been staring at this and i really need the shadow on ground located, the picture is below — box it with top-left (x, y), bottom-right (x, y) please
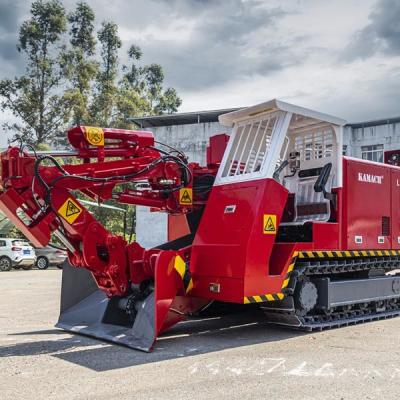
top-left (0, 309), bottom-right (306, 372)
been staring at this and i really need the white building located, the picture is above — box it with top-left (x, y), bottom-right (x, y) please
top-left (343, 117), bottom-right (400, 162)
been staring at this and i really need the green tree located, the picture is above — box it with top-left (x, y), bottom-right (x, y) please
top-left (113, 45), bottom-right (182, 128)
top-left (89, 21), bottom-right (121, 127)
top-left (0, 0), bottom-right (70, 144)
top-left (0, 0), bottom-right (183, 238)
top-left (112, 87), bottom-right (151, 129)
top-left (118, 45), bottom-right (182, 120)
top-left (62, 1), bottom-right (98, 126)
top-left (156, 87), bottom-right (182, 114)
top-left (123, 44), bottom-right (143, 88)
top-left (87, 200), bottom-right (135, 242)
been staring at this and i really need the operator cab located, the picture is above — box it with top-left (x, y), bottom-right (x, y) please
top-left (217, 99), bottom-right (346, 236)
top-left (280, 117), bottom-right (339, 225)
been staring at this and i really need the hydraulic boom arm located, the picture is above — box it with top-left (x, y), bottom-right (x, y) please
top-left (0, 126), bottom-right (214, 298)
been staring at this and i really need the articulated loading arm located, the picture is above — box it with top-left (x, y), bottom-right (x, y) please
top-left (0, 126), bottom-right (221, 350)
top-left (0, 126), bottom-right (197, 295)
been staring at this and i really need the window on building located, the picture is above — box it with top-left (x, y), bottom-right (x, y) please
top-left (342, 145), bottom-right (347, 156)
top-left (361, 144), bottom-right (383, 162)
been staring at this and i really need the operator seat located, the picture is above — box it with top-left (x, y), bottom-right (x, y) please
top-left (281, 165), bottom-right (333, 225)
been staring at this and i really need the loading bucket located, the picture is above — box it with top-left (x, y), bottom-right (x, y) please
top-left (56, 251), bottom-right (206, 352)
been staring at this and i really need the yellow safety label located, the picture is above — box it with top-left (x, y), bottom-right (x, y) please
top-left (179, 188), bottom-right (193, 205)
top-left (58, 198), bottom-right (83, 224)
top-left (84, 126), bottom-right (104, 146)
top-left (174, 255), bottom-right (194, 293)
top-left (263, 214), bottom-right (277, 234)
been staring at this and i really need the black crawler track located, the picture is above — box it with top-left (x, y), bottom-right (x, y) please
top-left (262, 255), bottom-right (400, 331)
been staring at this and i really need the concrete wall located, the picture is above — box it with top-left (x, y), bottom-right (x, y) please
top-left (136, 121), bottom-right (233, 248)
top-left (344, 122), bottom-right (400, 158)
top-left (135, 207), bottom-right (168, 248)
top-left (148, 121), bottom-right (232, 165)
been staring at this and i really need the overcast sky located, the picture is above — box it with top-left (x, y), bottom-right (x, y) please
top-left (0, 0), bottom-right (399, 142)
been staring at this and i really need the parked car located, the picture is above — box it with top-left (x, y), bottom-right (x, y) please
top-left (34, 245), bottom-right (67, 270)
top-left (0, 238), bottom-right (36, 271)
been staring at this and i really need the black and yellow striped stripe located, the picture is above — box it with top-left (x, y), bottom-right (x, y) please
top-left (243, 248), bottom-right (400, 304)
top-left (174, 255), bottom-right (193, 293)
top-left (298, 249), bottom-right (400, 259)
top-left (244, 293), bottom-right (284, 304)
top-left (243, 252), bottom-right (298, 304)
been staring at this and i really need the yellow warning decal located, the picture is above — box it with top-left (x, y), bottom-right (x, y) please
top-left (263, 214), bottom-right (277, 234)
top-left (174, 255), bottom-right (193, 293)
top-left (83, 126), bottom-right (104, 146)
top-left (58, 198), bottom-right (83, 224)
top-left (179, 188), bottom-right (193, 205)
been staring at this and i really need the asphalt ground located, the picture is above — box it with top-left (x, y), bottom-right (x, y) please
top-left (1, 269), bottom-right (400, 400)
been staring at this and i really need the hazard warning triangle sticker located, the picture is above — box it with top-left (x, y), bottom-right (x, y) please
top-left (263, 214), bottom-right (277, 234)
top-left (58, 198), bottom-right (83, 224)
top-left (66, 200), bottom-right (81, 217)
top-left (179, 188), bottom-right (193, 205)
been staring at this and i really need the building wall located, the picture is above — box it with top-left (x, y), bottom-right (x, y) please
top-left (344, 122), bottom-right (400, 159)
top-left (135, 121), bottom-right (233, 248)
top-left (147, 121), bottom-right (232, 164)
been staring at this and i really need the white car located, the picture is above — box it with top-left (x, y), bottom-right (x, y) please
top-left (0, 238), bottom-right (36, 271)
top-left (34, 245), bottom-right (67, 270)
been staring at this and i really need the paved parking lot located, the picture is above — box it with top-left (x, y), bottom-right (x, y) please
top-left (1, 269), bottom-right (400, 400)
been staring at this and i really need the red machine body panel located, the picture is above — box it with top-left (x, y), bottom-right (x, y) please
top-left (311, 222), bottom-right (340, 250)
top-left (391, 169), bottom-right (400, 249)
top-left (342, 157), bottom-right (392, 249)
top-left (187, 156), bottom-right (400, 301)
top-left (168, 214), bottom-right (190, 241)
top-left (206, 134), bottom-right (230, 167)
top-left (190, 178), bottom-right (291, 302)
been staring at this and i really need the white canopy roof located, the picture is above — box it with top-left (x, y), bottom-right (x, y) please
top-left (218, 99), bottom-right (346, 128)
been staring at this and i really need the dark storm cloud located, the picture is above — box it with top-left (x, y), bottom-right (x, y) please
top-left (0, 0), bottom-right (297, 88)
top-left (140, 38), bottom-right (298, 91)
top-left (318, 65), bottom-right (400, 122)
top-left (0, 0), bottom-right (24, 33)
top-left (0, 39), bottom-right (19, 61)
top-left (116, 0), bottom-right (297, 90)
top-left (342, 0), bottom-right (400, 60)
top-left (0, 0), bottom-right (29, 76)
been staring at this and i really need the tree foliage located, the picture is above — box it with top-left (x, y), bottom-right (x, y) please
top-left (121, 45), bottom-right (182, 116)
top-left (62, 1), bottom-right (98, 126)
top-left (0, 0), bottom-right (182, 144)
top-left (0, 0), bottom-right (182, 236)
top-left (0, 0), bottom-right (69, 144)
top-left (86, 200), bottom-right (135, 240)
top-left (89, 21), bottom-right (121, 127)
